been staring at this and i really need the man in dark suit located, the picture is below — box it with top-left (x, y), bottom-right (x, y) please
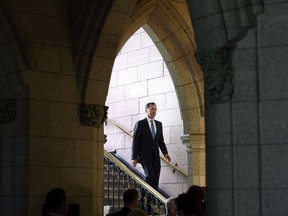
top-left (106, 188), bottom-right (139, 216)
top-left (131, 102), bottom-right (171, 213)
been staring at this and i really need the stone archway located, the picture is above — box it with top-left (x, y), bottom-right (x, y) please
top-left (82, 0), bottom-right (206, 186)
top-left (113, 0), bottom-right (206, 186)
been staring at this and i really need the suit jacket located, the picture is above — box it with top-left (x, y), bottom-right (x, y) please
top-left (106, 207), bottom-right (131, 216)
top-left (131, 118), bottom-right (168, 163)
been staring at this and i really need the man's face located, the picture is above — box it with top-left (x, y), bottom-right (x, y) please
top-left (146, 104), bottom-right (157, 119)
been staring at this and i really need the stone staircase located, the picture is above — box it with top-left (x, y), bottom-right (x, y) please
top-left (103, 153), bottom-right (168, 216)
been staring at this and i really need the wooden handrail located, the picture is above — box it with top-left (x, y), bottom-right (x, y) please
top-left (106, 118), bottom-right (188, 177)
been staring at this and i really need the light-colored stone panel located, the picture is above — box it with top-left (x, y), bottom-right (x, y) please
top-left (127, 48), bottom-right (150, 67)
top-left (169, 125), bottom-right (183, 143)
top-left (138, 61), bottom-right (163, 81)
top-left (118, 67), bottom-right (138, 85)
top-left (104, 118), bottom-right (127, 135)
top-left (115, 146), bottom-right (131, 161)
top-left (113, 116), bottom-right (133, 132)
top-left (148, 76), bottom-right (175, 95)
top-left (113, 53), bottom-right (128, 71)
top-left (112, 99), bottom-right (138, 118)
top-left (159, 166), bottom-right (178, 184)
top-left (159, 183), bottom-right (186, 197)
top-left (166, 92), bottom-right (179, 109)
top-left (124, 80), bottom-right (147, 99)
top-left (166, 143), bottom-right (187, 166)
top-left (109, 71), bottom-right (118, 88)
top-left (150, 45), bottom-right (163, 62)
top-left (29, 137), bottom-right (75, 167)
top-left (121, 32), bottom-right (142, 53)
top-left (106, 86), bottom-right (125, 103)
top-left (163, 126), bottom-right (170, 144)
top-left (157, 109), bottom-right (182, 127)
top-left (105, 133), bottom-right (125, 150)
top-left (141, 30), bottom-right (154, 48)
top-left (124, 133), bottom-right (134, 151)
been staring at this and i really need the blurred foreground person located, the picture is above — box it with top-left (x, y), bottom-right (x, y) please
top-left (106, 188), bottom-right (139, 216)
top-left (175, 193), bottom-right (197, 216)
top-left (45, 188), bottom-right (69, 216)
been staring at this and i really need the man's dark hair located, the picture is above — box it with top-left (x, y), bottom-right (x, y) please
top-left (175, 193), bottom-right (197, 216)
top-left (123, 188), bottom-right (138, 205)
top-left (45, 188), bottom-right (67, 212)
top-left (145, 102), bottom-right (156, 109)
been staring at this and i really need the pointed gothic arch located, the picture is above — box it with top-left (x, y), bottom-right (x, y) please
top-left (84, 0), bottom-right (206, 185)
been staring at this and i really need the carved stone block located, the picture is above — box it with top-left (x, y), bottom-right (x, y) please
top-left (80, 103), bottom-right (108, 128)
top-left (195, 44), bottom-right (236, 106)
top-left (0, 99), bottom-right (16, 124)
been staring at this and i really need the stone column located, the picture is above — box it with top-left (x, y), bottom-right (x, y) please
top-left (181, 134), bottom-right (206, 187)
top-left (181, 134), bottom-right (193, 186)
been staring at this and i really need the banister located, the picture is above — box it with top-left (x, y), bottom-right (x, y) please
top-left (104, 149), bottom-right (167, 203)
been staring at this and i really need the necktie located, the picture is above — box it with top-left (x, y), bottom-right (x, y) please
top-left (150, 120), bottom-right (155, 139)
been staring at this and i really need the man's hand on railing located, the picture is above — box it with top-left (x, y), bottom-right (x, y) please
top-left (164, 154), bottom-right (171, 162)
top-left (131, 159), bottom-right (138, 167)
